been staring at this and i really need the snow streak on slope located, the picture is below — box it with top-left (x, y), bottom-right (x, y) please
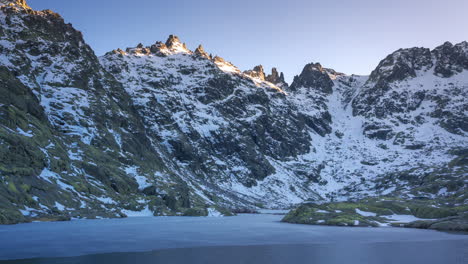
top-left (100, 44), bottom-right (323, 208)
top-left (100, 39), bottom-right (468, 207)
top-left (1, 0), bottom-right (467, 222)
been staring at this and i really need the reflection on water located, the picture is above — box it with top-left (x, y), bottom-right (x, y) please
top-left (2, 241), bottom-right (468, 264)
top-left (0, 214), bottom-right (467, 264)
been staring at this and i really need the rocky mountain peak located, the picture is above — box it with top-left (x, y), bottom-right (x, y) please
top-left (212, 56), bottom-right (241, 73)
top-left (458, 41), bottom-right (468, 50)
top-left (306, 62), bottom-right (325, 72)
top-left (253, 65), bottom-right (264, 73)
top-left (0, 0), bottom-right (466, 227)
top-left (0, 0), bottom-right (29, 8)
top-left (165, 34), bottom-right (190, 53)
top-left (265, 67), bottom-right (288, 88)
top-left (433, 41), bottom-right (468, 77)
top-left (266, 67), bottom-right (280, 80)
top-left (442, 41), bottom-right (453, 47)
top-left (289, 62), bottom-right (334, 93)
top-left (367, 47), bottom-right (433, 85)
top-left (165, 34), bottom-right (181, 47)
top-left (149, 41), bottom-right (168, 54)
top-left (244, 65), bottom-right (266, 80)
top-left (194, 44), bottom-right (211, 59)
top-left (367, 41), bottom-right (468, 84)
top-left (113, 35), bottom-right (197, 57)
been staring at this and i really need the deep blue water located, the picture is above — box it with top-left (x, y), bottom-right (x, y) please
top-left (0, 214), bottom-right (467, 263)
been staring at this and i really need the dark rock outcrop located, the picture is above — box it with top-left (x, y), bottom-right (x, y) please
top-left (0, 0), bottom-right (466, 225)
top-left (433, 41), bottom-right (468, 77)
top-left (353, 42), bottom-right (468, 136)
top-left (0, 1), bottom-right (212, 223)
top-left (265, 68), bottom-right (288, 88)
top-left (289, 63), bottom-right (334, 93)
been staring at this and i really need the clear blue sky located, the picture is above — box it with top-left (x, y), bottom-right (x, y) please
top-left (29, 0), bottom-right (468, 83)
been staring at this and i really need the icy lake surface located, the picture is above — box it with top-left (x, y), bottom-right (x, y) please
top-left (0, 214), bottom-right (467, 264)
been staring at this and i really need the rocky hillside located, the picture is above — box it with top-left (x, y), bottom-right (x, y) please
top-left (0, 0), bottom-right (228, 224)
top-left (0, 0), bottom-right (466, 224)
top-left (99, 36), bottom-right (328, 207)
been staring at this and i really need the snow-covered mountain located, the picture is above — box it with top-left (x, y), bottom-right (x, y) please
top-left (0, 0), bottom-right (466, 224)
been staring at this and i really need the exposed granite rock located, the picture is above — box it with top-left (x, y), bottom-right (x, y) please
top-left (0, 2), bottom-right (214, 224)
top-left (0, 0), bottom-right (29, 9)
top-left (0, 0), bottom-right (466, 225)
top-left (149, 41), bottom-right (168, 55)
top-left (363, 122), bottom-right (395, 140)
top-left (433, 41), bottom-right (468, 77)
top-left (368, 47), bottom-right (433, 85)
top-left (289, 63), bottom-right (334, 93)
top-left (265, 68), bottom-right (288, 88)
top-left (165, 34), bottom-right (190, 52)
top-left (394, 213), bottom-right (468, 232)
top-left (282, 198), bottom-right (465, 228)
top-left (244, 65), bottom-right (266, 80)
top-left (352, 42), bottom-right (468, 139)
top-left (165, 34), bottom-right (181, 48)
top-left (194, 44), bottom-right (211, 59)
top-left (101, 46), bottom-right (318, 198)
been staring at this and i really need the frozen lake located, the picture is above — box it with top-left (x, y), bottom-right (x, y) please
top-left (0, 214), bottom-right (467, 264)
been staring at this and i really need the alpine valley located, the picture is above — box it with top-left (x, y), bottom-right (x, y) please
top-left (0, 0), bottom-right (466, 230)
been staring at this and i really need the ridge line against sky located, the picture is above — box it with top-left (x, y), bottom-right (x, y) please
top-left (28, 0), bottom-right (468, 83)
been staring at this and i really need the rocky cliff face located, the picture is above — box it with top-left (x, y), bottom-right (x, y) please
top-left (289, 63), bottom-right (336, 93)
top-left (0, 0), bottom-right (223, 224)
top-left (0, 0), bottom-right (466, 224)
top-left (100, 37), bottom-right (322, 206)
top-left (265, 67), bottom-right (288, 88)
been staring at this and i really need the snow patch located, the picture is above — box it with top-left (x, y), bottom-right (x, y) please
top-left (355, 208), bottom-right (377, 217)
top-left (124, 166), bottom-right (152, 190)
top-left (384, 214), bottom-right (435, 223)
top-left (207, 208), bottom-right (223, 217)
top-left (122, 206), bottom-right (154, 217)
top-left (16, 128), bottom-right (33, 137)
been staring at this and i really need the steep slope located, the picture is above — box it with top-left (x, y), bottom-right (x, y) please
top-left (0, 0), bottom-right (466, 224)
top-left (100, 38), bottom-right (326, 207)
top-left (350, 42), bottom-right (468, 200)
top-left (101, 38), bottom-right (467, 207)
top-left (0, 0), bottom-right (220, 224)
top-left (285, 44), bottom-right (467, 200)
top-left (281, 43), bottom-right (467, 229)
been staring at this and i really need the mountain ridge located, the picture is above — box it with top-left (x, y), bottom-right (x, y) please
top-left (0, 0), bottom-right (466, 225)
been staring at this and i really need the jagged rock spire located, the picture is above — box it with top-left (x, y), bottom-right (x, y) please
top-left (0, 0), bottom-right (30, 9)
top-left (280, 72), bottom-right (285, 81)
top-left (265, 67), bottom-right (287, 87)
top-left (243, 66), bottom-right (289, 87)
top-left (164, 34), bottom-right (190, 53)
top-left (165, 35), bottom-right (181, 48)
top-left (253, 65), bottom-right (265, 76)
top-left (149, 41), bottom-right (167, 54)
top-left (194, 44), bottom-right (211, 59)
top-left (0, 0), bottom-right (24, 5)
top-left (244, 65), bottom-right (266, 80)
top-left (266, 67), bottom-right (280, 81)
